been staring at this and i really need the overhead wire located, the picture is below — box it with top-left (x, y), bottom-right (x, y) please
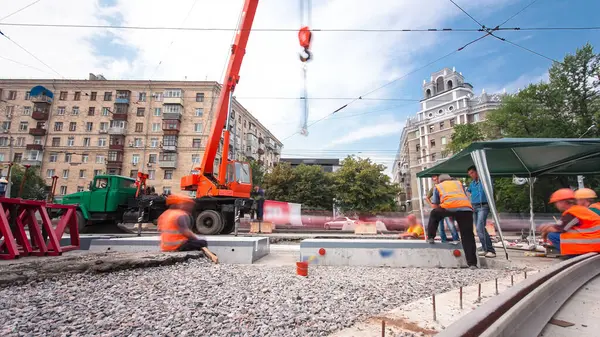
top-left (0, 22), bottom-right (598, 32)
top-left (449, 0), bottom-right (486, 28)
top-left (496, 0), bottom-right (540, 28)
top-left (0, 0), bottom-right (43, 22)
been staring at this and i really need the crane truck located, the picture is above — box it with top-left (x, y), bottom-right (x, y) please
top-left (55, 0), bottom-right (261, 235)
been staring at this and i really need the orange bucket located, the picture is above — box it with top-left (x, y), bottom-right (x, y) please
top-left (296, 261), bottom-right (308, 277)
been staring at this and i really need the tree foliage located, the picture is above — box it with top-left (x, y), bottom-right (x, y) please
top-left (249, 160), bottom-right (265, 187)
top-left (262, 157), bottom-right (400, 213)
top-left (8, 165), bottom-right (48, 200)
top-left (446, 43), bottom-right (600, 213)
top-left (333, 156), bottom-right (401, 214)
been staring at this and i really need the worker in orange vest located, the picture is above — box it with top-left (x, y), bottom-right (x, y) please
top-left (428, 174), bottom-right (478, 268)
top-left (574, 188), bottom-right (600, 215)
top-left (158, 194), bottom-right (219, 263)
top-left (539, 188), bottom-right (600, 256)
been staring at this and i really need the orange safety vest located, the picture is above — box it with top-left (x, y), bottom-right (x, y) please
top-left (157, 209), bottom-right (189, 252)
top-left (589, 202), bottom-right (600, 216)
top-left (560, 205), bottom-right (600, 255)
top-left (435, 180), bottom-right (473, 210)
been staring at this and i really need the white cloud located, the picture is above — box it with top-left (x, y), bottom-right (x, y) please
top-left (327, 121), bottom-right (404, 147)
top-left (487, 71), bottom-right (549, 94)
top-left (0, 0), bottom-right (517, 154)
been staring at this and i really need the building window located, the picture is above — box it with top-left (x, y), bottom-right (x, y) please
top-left (103, 92), bottom-right (113, 101)
top-left (195, 108), bottom-right (203, 117)
top-left (164, 89), bottom-right (182, 98)
top-left (138, 92), bottom-right (147, 102)
top-left (473, 113), bottom-right (480, 122)
top-left (65, 153), bottom-right (72, 163)
top-left (25, 91), bottom-right (31, 100)
top-left (431, 153), bottom-right (436, 161)
top-left (86, 122), bottom-right (93, 132)
top-left (60, 186), bottom-right (68, 195)
top-left (164, 105), bottom-right (181, 114)
top-left (439, 121), bottom-right (445, 129)
top-left (67, 137), bottom-right (74, 146)
top-left (148, 154), bottom-right (157, 163)
top-left (136, 108), bottom-right (145, 116)
top-left (23, 106), bottom-right (31, 115)
top-left (430, 139), bottom-right (436, 147)
top-left (82, 154), bottom-right (89, 163)
top-left (57, 107), bottom-right (65, 115)
top-left (98, 138), bottom-right (106, 147)
top-left (441, 136), bottom-right (447, 145)
top-left (150, 138), bottom-right (159, 148)
top-left (102, 107), bottom-right (110, 116)
top-left (448, 105), bottom-right (454, 111)
top-left (132, 154), bottom-right (140, 165)
top-left (79, 170), bottom-right (86, 178)
top-left (59, 91), bottom-right (67, 100)
top-left (62, 169), bottom-right (69, 179)
top-left (77, 186), bottom-right (84, 192)
top-left (13, 153), bottom-right (22, 163)
top-left (153, 92), bottom-right (163, 101)
top-left (7, 91), bottom-right (17, 100)
top-left (152, 123), bottom-right (160, 132)
top-left (19, 122), bottom-right (28, 131)
top-left (46, 169), bottom-right (55, 178)
top-left (69, 122), bottom-right (77, 131)
top-left (100, 122), bottom-right (108, 131)
top-left (134, 138), bottom-right (142, 147)
top-left (74, 92), bottom-right (81, 101)
top-left (154, 108), bottom-right (161, 116)
top-left (54, 122), bottom-right (63, 131)
top-left (164, 170), bottom-right (173, 180)
top-left (192, 139), bottom-right (202, 148)
top-left (83, 137), bottom-right (91, 147)
top-left (1, 121), bottom-right (10, 132)
top-left (129, 170), bottom-right (137, 178)
top-left (416, 144), bottom-right (420, 152)
top-left (88, 107), bottom-right (95, 116)
top-left (52, 137), bottom-right (60, 147)
top-left (148, 170), bottom-right (155, 180)
top-left (49, 152), bottom-right (58, 162)
top-left (196, 93), bottom-right (204, 102)
top-left (72, 106), bottom-right (79, 115)
top-left (192, 154), bottom-right (200, 164)
top-left (96, 155), bottom-right (105, 164)
top-left (16, 137), bottom-right (25, 146)
top-left (163, 186), bottom-right (171, 194)
top-left (90, 92), bottom-right (97, 100)
top-left (194, 123), bottom-right (203, 133)
top-left (93, 169), bottom-right (102, 176)
top-left (428, 125), bottom-right (434, 133)
top-left (135, 123), bottom-right (143, 133)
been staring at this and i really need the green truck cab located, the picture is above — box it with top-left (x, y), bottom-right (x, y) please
top-left (57, 175), bottom-right (163, 232)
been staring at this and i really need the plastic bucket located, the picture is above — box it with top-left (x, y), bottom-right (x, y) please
top-left (296, 261), bottom-right (308, 277)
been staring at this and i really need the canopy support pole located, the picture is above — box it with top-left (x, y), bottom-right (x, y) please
top-left (471, 150), bottom-right (510, 260)
top-left (511, 148), bottom-right (537, 249)
top-left (417, 177), bottom-right (427, 238)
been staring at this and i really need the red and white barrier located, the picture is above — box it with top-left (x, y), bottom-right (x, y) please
top-left (263, 200), bottom-right (303, 226)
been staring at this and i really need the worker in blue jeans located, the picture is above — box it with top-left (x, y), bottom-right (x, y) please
top-left (467, 166), bottom-right (496, 258)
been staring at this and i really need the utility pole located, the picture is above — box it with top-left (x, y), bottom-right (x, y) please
top-left (5, 137), bottom-right (14, 198)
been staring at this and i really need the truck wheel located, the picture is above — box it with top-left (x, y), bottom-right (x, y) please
top-left (195, 210), bottom-right (224, 235)
top-left (76, 211), bottom-right (87, 234)
top-left (221, 212), bottom-right (235, 234)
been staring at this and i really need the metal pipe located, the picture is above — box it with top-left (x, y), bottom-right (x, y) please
top-left (432, 294), bottom-right (437, 321)
top-left (460, 286), bottom-right (463, 309)
top-left (381, 320), bottom-right (385, 337)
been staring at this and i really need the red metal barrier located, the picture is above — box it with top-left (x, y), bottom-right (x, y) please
top-left (0, 197), bottom-right (79, 260)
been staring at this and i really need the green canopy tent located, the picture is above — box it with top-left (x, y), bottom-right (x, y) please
top-left (415, 138), bottom-right (600, 260)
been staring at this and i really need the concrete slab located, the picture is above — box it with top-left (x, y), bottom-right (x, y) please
top-left (300, 239), bottom-right (469, 268)
top-left (88, 236), bottom-right (270, 264)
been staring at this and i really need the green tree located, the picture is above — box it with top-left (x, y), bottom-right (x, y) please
top-left (333, 156), bottom-right (401, 214)
top-left (262, 163), bottom-right (334, 209)
top-left (249, 160), bottom-right (265, 187)
top-left (444, 123), bottom-right (485, 155)
top-left (8, 165), bottom-right (48, 200)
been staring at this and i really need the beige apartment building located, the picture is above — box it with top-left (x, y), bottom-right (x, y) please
top-left (0, 75), bottom-right (282, 196)
top-left (392, 67), bottom-right (503, 211)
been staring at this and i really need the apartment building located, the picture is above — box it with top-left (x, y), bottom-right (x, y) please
top-left (392, 67), bottom-right (503, 211)
top-left (279, 158), bottom-right (340, 173)
top-left (0, 76), bottom-right (282, 196)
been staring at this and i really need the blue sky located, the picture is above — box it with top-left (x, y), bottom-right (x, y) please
top-left (1, 0), bottom-right (599, 175)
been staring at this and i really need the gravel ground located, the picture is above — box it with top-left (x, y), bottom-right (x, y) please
top-left (0, 260), bottom-right (515, 337)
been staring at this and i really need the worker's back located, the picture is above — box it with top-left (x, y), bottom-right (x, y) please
top-left (157, 209), bottom-right (189, 252)
top-left (435, 180), bottom-right (472, 210)
top-left (560, 205), bottom-right (600, 255)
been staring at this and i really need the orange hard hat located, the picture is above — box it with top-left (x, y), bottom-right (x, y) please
top-left (548, 188), bottom-right (575, 204)
top-left (166, 193), bottom-right (195, 206)
top-left (574, 188), bottom-right (597, 200)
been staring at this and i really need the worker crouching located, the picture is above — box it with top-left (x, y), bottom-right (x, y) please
top-left (158, 194), bottom-right (219, 263)
top-left (540, 188), bottom-right (600, 256)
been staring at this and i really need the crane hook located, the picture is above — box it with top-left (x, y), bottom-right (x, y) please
top-left (298, 26), bottom-right (312, 63)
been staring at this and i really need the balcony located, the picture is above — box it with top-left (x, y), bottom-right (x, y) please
top-left (115, 91), bottom-right (131, 104)
top-left (32, 110), bottom-right (49, 121)
top-left (29, 128), bottom-right (47, 136)
top-left (245, 149), bottom-right (257, 160)
top-left (108, 126), bottom-right (126, 135)
top-left (30, 95), bottom-right (53, 104)
top-left (266, 138), bottom-right (275, 149)
top-left (162, 144), bottom-right (177, 152)
top-left (162, 112), bottom-right (182, 120)
top-left (26, 144), bottom-right (43, 151)
top-left (109, 144), bottom-right (124, 150)
top-left (21, 159), bottom-right (42, 166)
top-left (163, 96), bottom-right (184, 105)
top-left (162, 120), bottom-right (181, 134)
top-left (159, 155), bottom-right (178, 168)
top-left (274, 145), bottom-right (281, 155)
top-left (107, 155), bottom-right (124, 167)
top-left (112, 112), bottom-right (128, 121)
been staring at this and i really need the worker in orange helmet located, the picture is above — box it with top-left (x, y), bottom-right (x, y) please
top-left (539, 188), bottom-right (600, 256)
top-left (157, 193), bottom-right (218, 263)
top-left (574, 188), bottom-right (600, 215)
